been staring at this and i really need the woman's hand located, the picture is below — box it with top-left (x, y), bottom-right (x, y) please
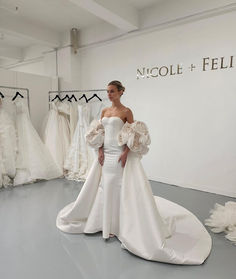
top-left (118, 150), bottom-right (128, 168)
top-left (98, 146), bottom-right (104, 166)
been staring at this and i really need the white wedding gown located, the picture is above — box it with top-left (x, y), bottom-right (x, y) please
top-left (14, 99), bottom-right (63, 186)
top-left (56, 117), bottom-right (212, 265)
top-left (57, 102), bottom-right (71, 166)
top-left (64, 104), bottom-right (94, 181)
top-left (0, 99), bottom-right (17, 187)
top-left (43, 102), bottom-right (64, 171)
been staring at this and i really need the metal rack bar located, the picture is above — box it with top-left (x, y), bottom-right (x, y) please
top-left (48, 89), bottom-right (106, 95)
top-left (48, 89), bottom-right (106, 93)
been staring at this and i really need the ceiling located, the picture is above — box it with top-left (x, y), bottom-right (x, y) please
top-left (0, 0), bottom-right (163, 51)
top-left (0, 0), bottom-right (235, 66)
top-left (0, 0), bottom-right (162, 32)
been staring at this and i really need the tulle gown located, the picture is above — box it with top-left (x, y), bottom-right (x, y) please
top-left (57, 102), bottom-right (70, 164)
top-left (56, 117), bottom-right (212, 265)
top-left (42, 102), bottom-right (64, 171)
top-left (64, 104), bottom-right (94, 181)
top-left (69, 102), bottom-right (78, 141)
top-left (0, 99), bottom-right (17, 187)
top-left (205, 201), bottom-right (236, 244)
top-left (13, 99), bottom-right (62, 186)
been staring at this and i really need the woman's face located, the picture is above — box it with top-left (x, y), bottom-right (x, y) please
top-left (107, 85), bottom-right (122, 101)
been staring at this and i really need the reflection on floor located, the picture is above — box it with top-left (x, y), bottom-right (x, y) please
top-left (0, 178), bottom-right (235, 279)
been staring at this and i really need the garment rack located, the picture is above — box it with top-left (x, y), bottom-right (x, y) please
top-left (0, 85), bottom-right (30, 110)
top-left (48, 89), bottom-right (107, 104)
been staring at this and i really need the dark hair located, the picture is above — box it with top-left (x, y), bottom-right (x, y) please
top-left (108, 80), bottom-right (125, 94)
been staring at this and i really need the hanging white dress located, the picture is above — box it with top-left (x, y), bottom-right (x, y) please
top-left (56, 117), bottom-right (212, 265)
top-left (57, 102), bottom-right (71, 167)
top-left (42, 102), bottom-right (64, 171)
top-left (64, 103), bottom-right (94, 181)
top-left (0, 99), bottom-right (17, 187)
top-left (13, 99), bottom-right (62, 186)
top-left (205, 201), bottom-right (236, 244)
top-left (87, 100), bottom-right (107, 160)
top-left (0, 148), bottom-right (12, 188)
top-left (88, 100), bottom-right (106, 122)
top-left (69, 102), bottom-right (78, 142)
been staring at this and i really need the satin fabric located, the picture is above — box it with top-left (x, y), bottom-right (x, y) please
top-left (56, 117), bottom-right (212, 265)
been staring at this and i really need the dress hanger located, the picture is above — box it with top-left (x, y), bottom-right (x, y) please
top-left (12, 91), bottom-right (24, 101)
top-left (79, 94), bottom-right (88, 103)
top-left (87, 93), bottom-right (102, 102)
top-left (69, 94), bottom-right (77, 102)
top-left (51, 95), bottom-right (62, 102)
top-left (61, 94), bottom-right (72, 102)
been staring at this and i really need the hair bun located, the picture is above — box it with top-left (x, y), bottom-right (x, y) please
top-left (108, 80), bottom-right (125, 92)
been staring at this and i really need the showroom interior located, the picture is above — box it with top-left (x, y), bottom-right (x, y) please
top-left (0, 0), bottom-right (236, 278)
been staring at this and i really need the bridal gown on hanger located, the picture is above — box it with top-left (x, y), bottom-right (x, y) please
top-left (42, 102), bottom-right (64, 171)
top-left (64, 103), bottom-right (94, 181)
top-left (13, 99), bottom-right (62, 186)
top-left (0, 99), bottom-right (17, 187)
top-left (57, 117), bottom-right (212, 265)
top-left (88, 101), bottom-right (107, 159)
top-left (57, 102), bottom-right (70, 165)
top-left (69, 102), bottom-right (78, 141)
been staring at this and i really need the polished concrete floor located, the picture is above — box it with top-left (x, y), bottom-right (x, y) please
top-left (0, 178), bottom-right (235, 279)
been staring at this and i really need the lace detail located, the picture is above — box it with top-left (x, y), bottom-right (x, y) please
top-left (117, 120), bottom-right (151, 155)
top-left (85, 119), bottom-right (105, 150)
top-left (0, 107), bottom-right (17, 188)
top-left (64, 104), bottom-right (94, 181)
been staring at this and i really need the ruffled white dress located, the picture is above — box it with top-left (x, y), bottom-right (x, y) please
top-left (13, 99), bottom-right (62, 186)
top-left (0, 99), bottom-right (17, 188)
top-left (205, 201), bottom-right (236, 244)
top-left (56, 117), bottom-right (212, 265)
top-left (64, 104), bottom-right (94, 181)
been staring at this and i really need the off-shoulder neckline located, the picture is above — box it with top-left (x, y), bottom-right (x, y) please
top-left (102, 116), bottom-right (126, 124)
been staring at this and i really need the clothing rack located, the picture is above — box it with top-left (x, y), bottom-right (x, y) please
top-left (48, 89), bottom-right (107, 105)
top-left (0, 85), bottom-right (30, 111)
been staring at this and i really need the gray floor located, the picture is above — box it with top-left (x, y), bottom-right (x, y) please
top-left (0, 178), bottom-right (235, 279)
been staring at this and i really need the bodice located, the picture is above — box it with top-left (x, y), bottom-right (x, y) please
top-left (102, 117), bottom-right (125, 153)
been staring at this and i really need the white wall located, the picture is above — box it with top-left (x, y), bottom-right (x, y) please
top-left (78, 11), bottom-right (236, 197)
top-left (9, 60), bottom-right (45, 76)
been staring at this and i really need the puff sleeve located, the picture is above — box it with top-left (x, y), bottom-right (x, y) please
top-left (85, 119), bottom-right (105, 150)
top-left (117, 120), bottom-right (151, 155)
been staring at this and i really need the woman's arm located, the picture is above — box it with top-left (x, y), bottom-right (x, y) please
top-left (126, 108), bottom-right (134, 124)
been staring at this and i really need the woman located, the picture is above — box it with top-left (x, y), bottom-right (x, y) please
top-left (97, 81), bottom-right (134, 238)
top-left (56, 80), bottom-right (212, 265)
